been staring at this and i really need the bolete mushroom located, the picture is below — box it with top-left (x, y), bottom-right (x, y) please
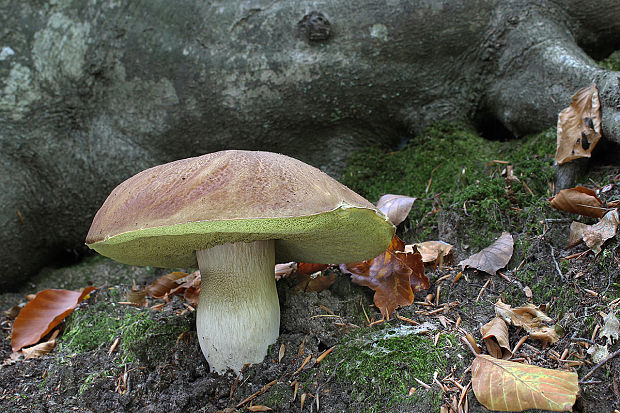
top-left (86, 150), bottom-right (394, 373)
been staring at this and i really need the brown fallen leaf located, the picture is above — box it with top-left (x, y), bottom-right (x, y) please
top-left (583, 209), bottom-right (619, 254)
top-left (495, 300), bottom-right (559, 345)
top-left (472, 354), bottom-right (578, 411)
top-left (22, 338), bottom-right (57, 359)
top-left (11, 287), bottom-right (95, 352)
top-left (376, 194), bottom-right (417, 225)
top-left (458, 232), bottom-right (513, 275)
top-left (550, 186), bottom-right (605, 218)
top-left (480, 317), bottom-right (512, 360)
top-left (555, 83), bottom-right (601, 165)
top-left (146, 271), bottom-right (189, 298)
top-left (294, 271), bottom-right (336, 293)
top-left (168, 271), bottom-right (201, 307)
top-left (296, 263), bottom-right (330, 275)
top-left (406, 241), bottom-right (453, 266)
top-left (341, 235), bottom-right (428, 319)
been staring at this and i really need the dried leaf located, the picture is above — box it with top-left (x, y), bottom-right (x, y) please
top-left (341, 235), bottom-right (428, 319)
top-left (22, 338), bottom-right (57, 359)
top-left (529, 326), bottom-right (560, 346)
top-left (600, 311), bottom-right (619, 344)
top-left (146, 271), bottom-right (189, 298)
top-left (458, 232), bottom-right (513, 275)
top-left (275, 262), bottom-right (297, 279)
top-left (376, 194), bottom-right (417, 225)
top-left (294, 271), bottom-right (336, 293)
top-left (11, 287), bottom-right (95, 352)
top-left (567, 221), bottom-right (588, 248)
top-left (480, 317), bottom-right (512, 359)
top-left (168, 271), bottom-right (201, 307)
top-left (587, 343), bottom-right (609, 363)
top-left (495, 300), bottom-right (559, 345)
top-left (472, 354), bottom-right (578, 411)
top-left (406, 241), bottom-right (453, 265)
top-left (583, 209), bottom-right (619, 254)
top-left (555, 83), bottom-right (601, 165)
top-left (296, 263), bottom-right (330, 275)
top-left (550, 186), bottom-right (605, 218)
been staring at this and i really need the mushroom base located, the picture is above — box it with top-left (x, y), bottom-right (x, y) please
top-left (196, 240), bottom-right (280, 374)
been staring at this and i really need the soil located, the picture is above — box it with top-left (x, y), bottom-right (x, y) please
top-left (2, 133), bottom-right (620, 412)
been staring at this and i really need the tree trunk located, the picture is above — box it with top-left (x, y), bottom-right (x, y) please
top-left (0, 0), bottom-right (618, 288)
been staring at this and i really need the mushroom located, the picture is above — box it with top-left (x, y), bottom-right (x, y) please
top-left (85, 150), bottom-right (394, 373)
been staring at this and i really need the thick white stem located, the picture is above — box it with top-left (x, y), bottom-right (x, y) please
top-left (195, 240), bottom-right (280, 374)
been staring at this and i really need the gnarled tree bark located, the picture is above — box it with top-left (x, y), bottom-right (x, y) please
top-left (0, 0), bottom-right (618, 288)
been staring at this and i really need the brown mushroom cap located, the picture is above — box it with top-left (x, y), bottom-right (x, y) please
top-left (86, 150), bottom-right (394, 267)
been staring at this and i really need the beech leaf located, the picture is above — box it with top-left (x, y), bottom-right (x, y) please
top-left (294, 271), bottom-right (336, 293)
top-left (472, 354), bottom-right (579, 411)
top-left (549, 186), bottom-right (605, 218)
top-left (341, 235), bottom-right (428, 319)
top-left (480, 317), bottom-right (512, 359)
top-left (22, 338), bottom-right (57, 360)
top-left (406, 241), bottom-right (453, 266)
top-left (600, 311), bottom-right (619, 344)
top-left (11, 287), bottom-right (95, 352)
top-left (458, 232), bottom-right (513, 275)
top-left (146, 271), bottom-right (189, 298)
top-left (555, 83), bottom-right (601, 165)
top-left (376, 194), bottom-right (417, 225)
top-left (495, 300), bottom-right (559, 345)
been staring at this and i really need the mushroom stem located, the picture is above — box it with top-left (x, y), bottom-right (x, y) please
top-left (195, 239), bottom-right (280, 374)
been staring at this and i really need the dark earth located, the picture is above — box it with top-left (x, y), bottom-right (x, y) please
top-left (2, 122), bottom-right (620, 412)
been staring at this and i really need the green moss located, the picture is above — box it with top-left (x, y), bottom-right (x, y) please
top-left (61, 293), bottom-right (191, 363)
top-left (342, 122), bottom-right (556, 250)
top-left (322, 324), bottom-right (456, 411)
top-left (598, 50), bottom-right (620, 71)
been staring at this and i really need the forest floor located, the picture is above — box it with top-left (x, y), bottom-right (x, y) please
top-left (1, 121), bottom-right (619, 412)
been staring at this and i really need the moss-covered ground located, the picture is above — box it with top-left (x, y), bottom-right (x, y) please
top-left (2, 120), bottom-right (620, 412)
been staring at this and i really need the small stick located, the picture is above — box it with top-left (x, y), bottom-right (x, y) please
top-left (512, 335), bottom-right (528, 354)
top-left (549, 245), bottom-right (564, 280)
top-left (414, 377), bottom-right (432, 390)
top-left (475, 279), bottom-right (490, 302)
top-left (236, 379), bottom-right (278, 407)
top-left (581, 347), bottom-right (620, 382)
top-left (396, 314), bottom-right (420, 325)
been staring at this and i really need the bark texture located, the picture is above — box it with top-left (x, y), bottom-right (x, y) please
top-left (0, 0), bottom-right (619, 289)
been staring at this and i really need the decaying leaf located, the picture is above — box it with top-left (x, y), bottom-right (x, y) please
top-left (587, 343), bottom-right (609, 364)
top-left (550, 186), bottom-right (605, 218)
top-left (376, 194), bottom-right (417, 225)
top-left (405, 241), bottom-right (453, 266)
top-left (294, 271), bottom-right (336, 293)
top-left (480, 317), bottom-right (512, 359)
top-left (567, 209), bottom-right (619, 253)
top-left (494, 300), bottom-right (559, 345)
top-left (146, 271), bottom-right (189, 298)
top-left (600, 311), bottom-right (619, 344)
top-left (555, 83), bottom-right (601, 165)
top-left (341, 235), bottom-right (428, 319)
top-left (22, 338), bottom-right (57, 359)
top-left (472, 354), bottom-right (579, 412)
top-left (275, 262), bottom-right (298, 279)
top-left (11, 287), bottom-right (95, 352)
top-left (296, 263), bottom-right (330, 275)
top-left (168, 271), bottom-right (201, 307)
top-left (458, 232), bottom-right (513, 275)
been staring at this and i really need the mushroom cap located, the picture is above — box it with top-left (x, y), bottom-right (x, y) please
top-left (86, 150), bottom-right (394, 267)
